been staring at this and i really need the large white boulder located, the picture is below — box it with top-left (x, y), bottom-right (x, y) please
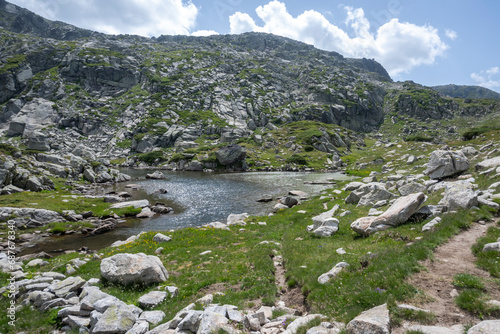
top-left (351, 192), bottom-right (426, 235)
top-left (100, 253), bottom-right (168, 286)
top-left (425, 150), bottom-right (469, 179)
top-left (438, 181), bottom-right (478, 211)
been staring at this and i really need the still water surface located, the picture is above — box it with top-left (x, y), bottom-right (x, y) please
top-left (25, 171), bottom-right (353, 254)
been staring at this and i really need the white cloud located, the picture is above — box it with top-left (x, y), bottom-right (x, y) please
top-left (191, 30), bottom-right (219, 37)
top-left (445, 29), bottom-right (458, 40)
top-left (471, 67), bottom-right (500, 89)
top-left (229, 1), bottom-right (449, 77)
top-left (9, 0), bottom-right (198, 36)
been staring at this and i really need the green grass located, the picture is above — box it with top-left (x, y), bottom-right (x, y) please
top-left (0, 190), bottom-right (141, 222)
top-left (389, 302), bottom-right (436, 327)
top-left (0, 115), bottom-right (499, 332)
top-left (285, 154), bottom-right (308, 166)
top-left (452, 274), bottom-right (485, 291)
top-left (454, 289), bottom-right (490, 319)
top-left (471, 223), bottom-right (500, 278)
top-left (404, 135), bottom-right (433, 142)
top-left (452, 273), bottom-right (499, 319)
top-left (0, 54), bottom-right (26, 73)
top-left (0, 143), bottom-right (18, 156)
top-left (136, 151), bottom-right (167, 164)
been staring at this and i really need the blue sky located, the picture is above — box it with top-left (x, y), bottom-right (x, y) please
top-left (8, 0), bottom-right (500, 92)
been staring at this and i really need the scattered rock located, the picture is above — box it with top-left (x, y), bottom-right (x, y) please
top-left (483, 242), bottom-right (500, 252)
top-left (346, 304), bottom-right (390, 334)
top-left (138, 291), bottom-right (167, 308)
top-left (280, 196), bottom-right (299, 208)
top-left (215, 144), bottom-right (246, 166)
top-left (92, 303), bottom-right (138, 334)
top-left (422, 217), bottom-right (442, 232)
top-left (476, 156), bottom-right (500, 171)
top-left (318, 262), bottom-right (349, 284)
top-left (152, 233), bottom-right (172, 243)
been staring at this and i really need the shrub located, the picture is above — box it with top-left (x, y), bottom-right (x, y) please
top-left (462, 124), bottom-right (500, 141)
top-left (47, 222), bottom-right (68, 234)
top-left (0, 143), bottom-right (18, 156)
top-left (285, 154), bottom-right (308, 166)
top-left (404, 135), bottom-right (433, 142)
top-left (137, 151), bottom-right (167, 164)
top-left (169, 153), bottom-right (194, 163)
top-left (114, 206), bottom-right (142, 217)
top-left (304, 145), bottom-right (315, 152)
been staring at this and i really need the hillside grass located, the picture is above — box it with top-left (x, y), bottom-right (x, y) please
top-left (1, 176), bottom-right (496, 332)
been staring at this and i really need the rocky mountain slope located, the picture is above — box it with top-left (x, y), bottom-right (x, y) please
top-left (0, 0), bottom-right (499, 189)
top-left (432, 84), bottom-right (500, 100)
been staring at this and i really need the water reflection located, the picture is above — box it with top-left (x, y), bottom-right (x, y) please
top-left (24, 171), bottom-right (353, 254)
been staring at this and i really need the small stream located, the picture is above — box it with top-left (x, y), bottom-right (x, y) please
top-left (22, 170), bottom-right (354, 254)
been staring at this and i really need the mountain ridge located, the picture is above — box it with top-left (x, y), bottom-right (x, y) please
top-left (431, 84), bottom-right (500, 100)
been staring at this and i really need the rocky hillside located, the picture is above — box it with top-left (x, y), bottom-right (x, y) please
top-left (432, 84), bottom-right (500, 100)
top-left (0, 0), bottom-right (499, 177)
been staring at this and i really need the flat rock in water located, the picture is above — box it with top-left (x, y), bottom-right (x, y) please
top-left (289, 190), bottom-right (309, 198)
top-left (136, 207), bottom-right (154, 218)
top-left (110, 199), bottom-right (149, 209)
top-left (256, 195), bottom-right (273, 202)
top-left (146, 171), bottom-right (166, 179)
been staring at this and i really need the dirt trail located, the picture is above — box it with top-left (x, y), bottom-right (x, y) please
top-left (273, 254), bottom-right (307, 314)
top-left (406, 220), bottom-right (500, 327)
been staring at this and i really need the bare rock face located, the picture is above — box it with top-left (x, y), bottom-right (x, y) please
top-left (346, 304), bottom-right (390, 334)
top-left (425, 150), bottom-right (470, 179)
top-left (100, 253), bottom-right (168, 286)
top-left (351, 192), bottom-right (426, 235)
top-left (215, 144), bottom-right (246, 166)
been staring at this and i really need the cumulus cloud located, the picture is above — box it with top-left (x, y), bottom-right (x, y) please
top-left (9, 0), bottom-right (198, 36)
top-left (471, 67), bottom-right (500, 89)
top-left (445, 29), bottom-right (458, 40)
top-left (229, 1), bottom-right (449, 77)
top-left (191, 30), bottom-right (219, 37)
